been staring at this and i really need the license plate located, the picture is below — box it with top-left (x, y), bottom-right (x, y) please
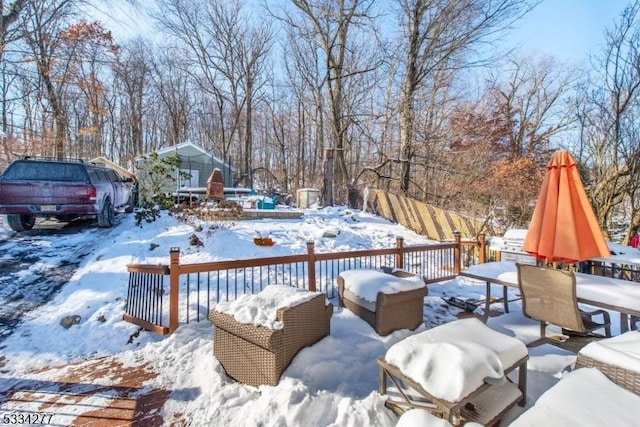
top-left (40, 205), bottom-right (57, 211)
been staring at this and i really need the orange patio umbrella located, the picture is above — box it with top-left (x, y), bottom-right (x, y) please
top-left (522, 149), bottom-right (610, 263)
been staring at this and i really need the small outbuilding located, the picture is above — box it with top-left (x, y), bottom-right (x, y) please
top-left (297, 188), bottom-right (320, 208)
top-left (152, 142), bottom-right (233, 187)
top-left (137, 142), bottom-right (235, 199)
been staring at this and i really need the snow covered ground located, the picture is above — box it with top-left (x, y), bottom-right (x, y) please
top-left (0, 207), bottom-right (630, 426)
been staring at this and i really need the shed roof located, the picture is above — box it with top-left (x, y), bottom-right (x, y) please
top-left (145, 142), bottom-right (234, 170)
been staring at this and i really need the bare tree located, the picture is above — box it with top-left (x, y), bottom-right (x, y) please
top-left (149, 47), bottom-right (193, 147)
top-left (112, 38), bottom-right (153, 161)
top-left (1, 0), bottom-right (29, 163)
top-left (155, 0), bottom-right (273, 187)
top-left (279, 20), bottom-right (327, 192)
top-left (394, 0), bottom-right (536, 195)
top-left (486, 55), bottom-right (575, 159)
top-left (425, 52), bottom-right (574, 227)
top-left (281, 0), bottom-right (381, 205)
top-left (0, 0), bottom-right (27, 48)
top-left (58, 20), bottom-right (119, 159)
top-left (576, 1), bottom-right (640, 237)
top-left (19, 0), bottom-right (81, 159)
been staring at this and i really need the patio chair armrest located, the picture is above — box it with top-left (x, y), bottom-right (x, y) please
top-left (580, 308), bottom-right (611, 323)
top-left (377, 286), bottom-right (427, 306)
top-left (276, 294), bottom-right (332, 341)
top-left (276, 293), bottom-right (327, 322)
top-left (381, 266), bottom-right (428, 283)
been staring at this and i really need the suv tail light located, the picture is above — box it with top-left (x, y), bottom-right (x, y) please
top-left (87, 185), bottom-right (97, 202)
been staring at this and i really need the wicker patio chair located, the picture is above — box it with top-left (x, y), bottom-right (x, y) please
top-left (209, 292), bottom-right (333, 387)
top-left (337, 267), bottom-right (427, 336)
top-left (516, 264), bottom-right (611, 347)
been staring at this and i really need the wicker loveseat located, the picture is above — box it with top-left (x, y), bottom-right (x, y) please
top-left (209, 287), bottom-right (333, 387)
top-left (337, 267), bottom-right (427, 336)
top-left (575, 330), bottom-right (640, 395)
top-left (509, 367), bottom-right (640, 426)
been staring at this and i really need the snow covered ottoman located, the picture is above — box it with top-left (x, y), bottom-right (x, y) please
top-left (209, 285), bottom-right (333, 387)
top-left (337, 268), bottom-right (427, 336)
top-left (378, 318), bottom-right (528, 426)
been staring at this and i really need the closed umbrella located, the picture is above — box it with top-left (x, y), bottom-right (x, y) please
top-left (522, 150), bottom-right (610, 263)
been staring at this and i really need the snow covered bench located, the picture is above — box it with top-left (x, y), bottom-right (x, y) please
top-left (378, 318), bottom-right (528, 426)
top-left (209, 285), bottom-right (333, 387)
top-left (337, 268), bottom-right (427, 336)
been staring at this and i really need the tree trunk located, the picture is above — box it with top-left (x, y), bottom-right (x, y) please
top-left (245, 78), bottom-right (253, 188)
top-left (322, 148), bottom-right (334, 206)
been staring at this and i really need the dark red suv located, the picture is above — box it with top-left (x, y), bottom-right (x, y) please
top-left (0, 158), bottom-right (135, 231)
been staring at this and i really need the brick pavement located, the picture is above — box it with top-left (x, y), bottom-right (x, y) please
top-left (0, 355), bottom-right (185, 426)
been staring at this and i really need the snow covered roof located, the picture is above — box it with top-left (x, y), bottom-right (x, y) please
top-left (139, 142), bottom-right (235, 170)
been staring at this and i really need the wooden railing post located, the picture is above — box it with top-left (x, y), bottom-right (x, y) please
top-left (478, 233), bottom-right (486, 264)
top-left (169, 247), bottom-right (180, 333)
top-left (306, 241), bottom-right (316, 292)
top-left (591, 260), bottom-right (603, 276)
top-left (453, 231), bottom-right (461, 275)
top-left (395, 237), bottom-right (404, 269)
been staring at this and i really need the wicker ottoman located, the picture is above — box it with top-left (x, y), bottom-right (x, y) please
top-left (337, 268), bottom-right (427, 336)
top-left (209, 286), bottom-right (333, 387)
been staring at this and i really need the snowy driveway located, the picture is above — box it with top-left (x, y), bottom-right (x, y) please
top-left (0, 217), bottom-right (125, 342)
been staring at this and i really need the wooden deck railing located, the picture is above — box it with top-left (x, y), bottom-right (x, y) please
top-left (125, 232), bottom-right (488, 334)
top-left (123, 264), bottom-right (171, 335)
top-left (584, 260), bottom-right (640, 281)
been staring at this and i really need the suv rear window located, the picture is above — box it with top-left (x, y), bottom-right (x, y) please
top-left (1, 161), bottom-right (88, 182)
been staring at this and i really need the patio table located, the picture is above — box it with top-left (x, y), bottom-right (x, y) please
top-left (378, 318), bottom-right (528, 425)
top-left (459, 261), bottom-right (640, 333)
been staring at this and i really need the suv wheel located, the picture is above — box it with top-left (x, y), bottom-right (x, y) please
top-left (7, 214), bottom-right (35, 232)
top-left (124, 191), bottom-right (136, 213)
top-left (98, 198), bottom-right (114, 228)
